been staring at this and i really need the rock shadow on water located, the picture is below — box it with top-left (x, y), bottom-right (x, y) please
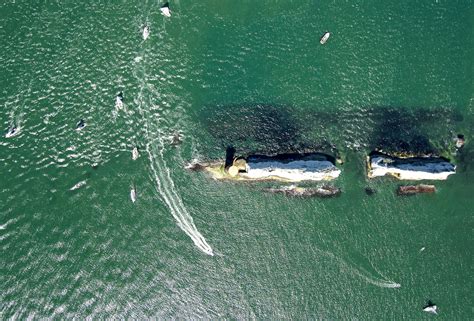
top-left (225, 146), bottom-right (236, 169)
top-left (299, 105), bottom-right (463, 157)
top-left (202, 103), bottom-right (339, 156)
top-left (368, 107), bottom-right (465, 157)
top-left (203, 103), bottom-right (299, 151)
top-left (201, 103), bottom-right (465, 163)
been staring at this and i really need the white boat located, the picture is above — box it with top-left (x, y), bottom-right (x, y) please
top-left (115, 92), bottom-right (124, 109)
top-left (70, 180), bottom-right (87, 191)
top-left (130, 186), bottom-right (137, 203)
top-left (423, 301), bottom-right (438, 314)
top-left (320, 32), bottom-right (330, 44)
top-left (142, 25), bottom-right (150, 40)
top-left (132, 147), bottom-right (139, 160)
top-left (75, 120), bottom-right (86, 131)
top-left (160, 3), bottom-right (171, 17)
top-left (5, 126), bottom-right (20, 138)
top-left (423, 305), bottom-right (437, 314)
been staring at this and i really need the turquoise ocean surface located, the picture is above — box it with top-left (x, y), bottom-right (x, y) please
top-left (1, 1), bottom-right (473, 319)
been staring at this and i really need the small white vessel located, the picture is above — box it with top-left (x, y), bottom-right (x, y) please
top-left (75, 119), bottom-right (86, 131)
top-left (142, 25), bottom-right (150, 40)
top-left (423, 301), bottom-right (438, 314)
top-left (320, 32), bottom-right (330, 44)
top-left (132, 147), bottom-right (139, 160)
top-left (160, 2), bottom-right (171, 17)
top-left (70, 180), bottom-right (87, 191)
top-left (5, 126), bottom-right (20, 138)
top-left (115, 92), bottom-right (124, 109)
top-left (423, 305), bottom-right (437, 314)
top-left (130, 186), bottom-right (137, 203)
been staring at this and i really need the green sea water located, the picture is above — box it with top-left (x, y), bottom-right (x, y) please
top-left (1, 0), bottom-right (473, 319)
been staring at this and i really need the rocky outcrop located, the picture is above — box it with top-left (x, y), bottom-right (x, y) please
top-left (233, 153), bottom-right (341, 182)
top-left (264, 185), bottom-right (341, 198)
top-left (368, 152), bottom-right (455, 180)
top-left (397, 184), bottom-right (436, 195)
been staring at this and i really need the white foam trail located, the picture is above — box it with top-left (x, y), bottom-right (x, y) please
top-left (69, 180), bottom-right (87, 191)
top-left (145, 142), bottom-right (214, 255)
top-left (320, 249), bottom-right (400, 288)
top-left (133, 53), bottom-right (213, 255)
top-left (351, 267), bottom-right (401, 288)
top-left (0, 218), bottom-right (18, 231)
top-left (9, 78), bottom-right (33, 130)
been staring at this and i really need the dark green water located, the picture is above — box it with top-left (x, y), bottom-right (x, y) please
top-left (1, 1), bottom-right (473, 319)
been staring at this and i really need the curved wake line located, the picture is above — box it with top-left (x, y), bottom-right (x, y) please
top-left (321, 249), bottom-right (400, 289)
top-left (351, 268), bottom-right (401, 288)
top-left (132, 55), bottom-right (213, 256)
top-left (145, 142), bottom-right (214, 256)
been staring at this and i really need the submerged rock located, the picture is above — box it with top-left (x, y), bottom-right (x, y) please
top-left (265, 185), bottom-right (341, 198)
top-left (455, 134), bottom-right (465, 149)
top-left (365, 187), bottom-right (376, 195)
top-left (185, 162), bottom-right (207, 171)
top-left (397, 184), bottom-right (436, 195)
top-left (367, 152), bottom-right (455, 180)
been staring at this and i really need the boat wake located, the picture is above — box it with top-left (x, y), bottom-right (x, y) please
top-left (351, 267), bottom-right (401, 288)
top-left (320, 249), bottom-right (400, 288)
top-left (5, 78), bottom-right (31, 139)
top-left (145, 141), bottom-right (214, 255)
top-left (133, 44), bottom-right (213, 256)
